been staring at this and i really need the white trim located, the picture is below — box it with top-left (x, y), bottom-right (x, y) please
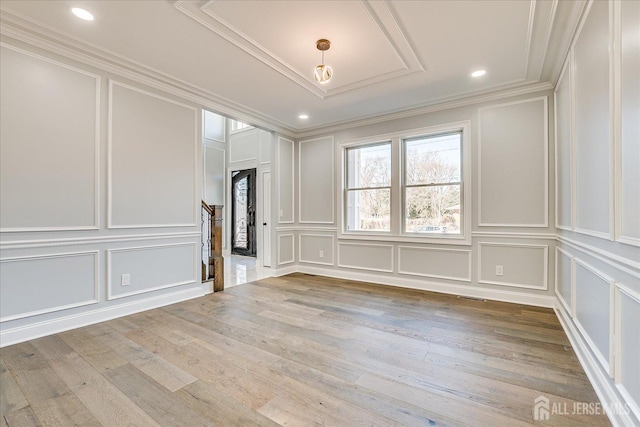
top-left (608, 0), bottom-right (616, 242)
top-left (554, 53), bottom-right (573, 231)
top-left (570, 46), bottom-right (578, 231)
top-left (477, 96), bottom-right (549, 228)
top-left (337, 242), bottom-right (394, 273)
top-left (271, 264), bottom-right (298, 277)
top-left (298, 234), bottom-right (335, 266)
top-left (106, 242), bottom-right (199, 300)
top-left (537, 0), bottom-right (559, 82)
top-left (0, 43), bottom-right (101, 233)
top-left (523, 0), bottom-right (537, 78)
top-left (298, 136), bottom-right (335, 224)
top-left (107, 80), bottom-right (199, 229)
top-left (277, 136), bottom-right (295, 224)
top-left (556, 234), bottom-right (640, 277)
top-left (554, 303), bottom-right (638, 427)
top-left (298, 264), bottom-right (556, 308)
top-left (0, 285), bottom-right (207, 348)
top-left (614, 282), bottom-right (640, 420)
top-left (0, 232), bottom-right (200, 250)
top-left (471, 231), bottom-right (556, 240)
top-left (0, 251), bottom-right (100, 323)
top-left (277, 234), bottom-right (295, 265)
top-left (338, 121), bottom-right (472, 246)
top-left (574, 227), bottom-right (612, 241)
top-left (397, 245), bottom-right (471, 282)
top-left (573, 257), bottom-right (614, 376)
top-left (178, 0), bottom-right (424, 100)
top-left (477, 242), bottom-right (549, 290)
top-left (554, 246), bottom-right (573, 315)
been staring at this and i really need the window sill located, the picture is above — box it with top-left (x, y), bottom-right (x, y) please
top-left (338, 232), bottom-right (471, 246)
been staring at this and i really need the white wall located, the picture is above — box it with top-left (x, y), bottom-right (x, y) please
top-left (277, 87), bottom-right (556, 309)
top-left (0, 40), bottom-right (207, 346)
top-left (553, 1), bottom-right (640, 425)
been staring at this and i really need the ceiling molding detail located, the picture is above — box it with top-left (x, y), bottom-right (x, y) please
top-left (0, 9), bottom-right (297, 137)
top-left (174, 0), bottom-right (424, 99)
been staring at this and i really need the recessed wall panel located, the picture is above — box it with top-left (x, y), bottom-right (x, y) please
top-left (203, 110), bottom-right (225, 142)
top-left (478, 98), bottom-right (548, 227)
top-left (398, 246), bottom-right (470, 281)
top-left (229, 128), bottom-right (258, 163)
top-left (478, 243), bottom-right (548, 289)
top-left (204, 146), bottom-right (225, 205)
top-left (575, 260), bottom-right (612, 367)
top-left (108, 243), bottom-right (197, 300)
top-left (109, 83), bottom-right (196, 227)
top-left (260, 131), bottom-right (272, 164)
top-left (0, 252), bottom-right (98, 321)
top-left (573, 1), bottom-right (610, 236)
top-left (299, 137), bottom-right (334, 223)
top-left (278, 137), bottom-right (294, 223)
top-left (620, 290), bottom-right (640, 412)
top-left (338, 243), bottom-right (393, 272)
top-left (555, 248), bottom-right (573, 311)
top-left (0, 45), bottom-right (98, 231)
top-left (620, 0), bottom-right (640, 242)
top-left (299, 234), bottom-right (334, 266)
top-left (278, 234), bottom-right (295, 265)
top-left (555, 60), bottom-right (572, 229)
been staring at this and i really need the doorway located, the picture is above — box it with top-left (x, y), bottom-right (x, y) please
top-left (231, 168), bottom-right (257, 257)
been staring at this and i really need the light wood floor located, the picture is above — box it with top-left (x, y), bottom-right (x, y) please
top-left (1, 273), bottom-right (610, 426)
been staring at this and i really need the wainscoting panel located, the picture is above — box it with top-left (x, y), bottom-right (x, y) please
top-left (617, 285), bottom-right (640, 418)
top-left (574, 258), bottom-right (613, 372)
top-left (478, 243), bottom-right (548, 289)
top-left (555, 247), bottom-right (573, 313)
top-left (338, 242), bottom-right (393, 273)
top-left (277, 137), bottom-right (295, 224)
top-left (278, 234), bottom-right (295, 265)
top-left (299, 234), bottom-right (334, 266)
top-left (398, 246), bottom-right (471, 282)
top-left (0, 252), bottom-right (99, 322)
top-left (107, 243), bottom-right (197, 300)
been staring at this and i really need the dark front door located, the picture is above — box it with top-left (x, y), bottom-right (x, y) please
top-left (231, 168), bottom-right (256, 257)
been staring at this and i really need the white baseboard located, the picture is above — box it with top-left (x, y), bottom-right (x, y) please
top-left (272, 265), bottom-right (298, 277)
top-left (0, 284), bottom-right (208, 348)
top-left (296, 265), bottom-right (556, 307)
top-left (554, 302), bottom-right (639, 427)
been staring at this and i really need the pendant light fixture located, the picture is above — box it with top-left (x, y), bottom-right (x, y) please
top-left (314, 39), bottom-right (333, 84)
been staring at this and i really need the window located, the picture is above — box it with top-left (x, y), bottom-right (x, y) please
top-left (340, 122), bottom-right (470, 244)
top-left (345, 142), bottom-right (391, 231)
top-left (230, 120), bottom-right (252, 132)
top-left (404, 132), bottom-right (461, 234)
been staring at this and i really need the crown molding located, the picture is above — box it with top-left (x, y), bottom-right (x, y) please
top-left (295, 81), bottom-right (554, 139)
top-left (0, 9), bottom-right (297, 138)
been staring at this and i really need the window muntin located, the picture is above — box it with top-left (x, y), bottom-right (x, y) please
top-left (404, 132), bottom-right (462, 234)
top-left (345, 142), bottom-right (392, 232)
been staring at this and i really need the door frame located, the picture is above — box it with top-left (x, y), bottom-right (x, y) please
top-left (231, 168), bottom-right (257, 257)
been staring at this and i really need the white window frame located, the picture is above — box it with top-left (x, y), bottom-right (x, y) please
top-left (230, 120), bottom-right (253, 133)
top-left (338, 121), bottom-right (471, 246)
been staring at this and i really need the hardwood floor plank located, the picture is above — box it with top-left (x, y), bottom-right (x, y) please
top-left (103, 364), bottom-right (211, 427)
top-left (28, 336), bottom-right (160, 427)
top-left (0, 358), bottom-right (29, 417)
top-left (1, 273), bottom-right (611, 426)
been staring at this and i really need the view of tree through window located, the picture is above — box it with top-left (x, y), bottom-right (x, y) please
top-left (345, 143), bottom-right (391, 231)
top-left (404, 132), bottom-right (461, 234)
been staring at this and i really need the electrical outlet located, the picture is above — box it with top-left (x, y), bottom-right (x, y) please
top-left (121, 273), bottom-right (131, 286)
top-left (319, 250), bottom-right (324, 258)
top-left (495, 265), bottom-right (504, 276)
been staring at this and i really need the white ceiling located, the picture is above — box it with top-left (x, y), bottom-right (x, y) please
top-left (0, 0), bottom-right (582, 135)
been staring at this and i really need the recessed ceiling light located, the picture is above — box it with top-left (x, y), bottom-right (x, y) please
top-left (298, 114), bottom-right (309, 120)
top-left (471, 69), bottom-right (486, 78)
top-left (71, 7), bottom-right (94, 21)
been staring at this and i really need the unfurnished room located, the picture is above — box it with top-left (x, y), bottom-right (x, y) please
top-left (0, 0), bottom-right (638, 426)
